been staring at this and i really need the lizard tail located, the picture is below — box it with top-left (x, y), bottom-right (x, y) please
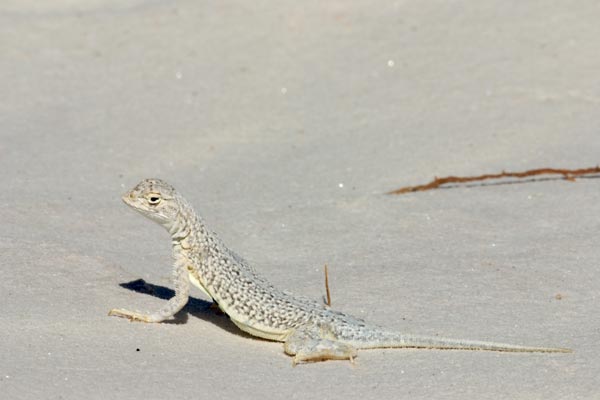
top-left (347, 331), bottom-right (571, 353)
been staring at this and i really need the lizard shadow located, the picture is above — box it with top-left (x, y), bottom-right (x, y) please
top-left (118, 279), bottom-right (257, 340)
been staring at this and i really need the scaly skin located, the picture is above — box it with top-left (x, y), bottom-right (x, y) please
top-left (109, 179), bottom-right (571, 364)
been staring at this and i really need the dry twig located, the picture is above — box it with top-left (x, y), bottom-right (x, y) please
top-left (387, 166), bottom-right (600, 195)
top-left (324, 264), bottom-right (331, 306)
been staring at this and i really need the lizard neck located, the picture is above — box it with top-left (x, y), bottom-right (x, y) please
top-left (168, 210), bottom-right (191, 242)
top-left (168, 202), bottom-right (209, 254)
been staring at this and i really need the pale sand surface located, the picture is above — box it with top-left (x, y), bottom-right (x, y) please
top-left (1, 1), bottom-right (598, 399)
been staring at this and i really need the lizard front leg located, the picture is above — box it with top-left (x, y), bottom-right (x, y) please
top-left (109, 259), bottom-right (190, 323)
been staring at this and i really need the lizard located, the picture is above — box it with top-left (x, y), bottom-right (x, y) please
top-left (109, 178), bottom-right (571, 364)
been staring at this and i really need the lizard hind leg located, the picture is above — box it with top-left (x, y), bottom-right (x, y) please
top-left (284, 324), bottom-right (358, 365)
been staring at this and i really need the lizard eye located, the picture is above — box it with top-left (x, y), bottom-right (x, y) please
top-left (147, 194), bottom-right (162, 205)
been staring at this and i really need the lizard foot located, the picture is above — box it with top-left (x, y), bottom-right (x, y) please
top-left (284, 324), bottom-right (358, 365)
top-left (108, 308), bottom-right (156, 323)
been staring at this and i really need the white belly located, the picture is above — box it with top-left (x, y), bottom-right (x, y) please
top-left (230, 319), bottom-right (291, 342)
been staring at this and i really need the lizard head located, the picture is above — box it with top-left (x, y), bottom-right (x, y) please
top-left (122, 178), bottom-right (181, 226)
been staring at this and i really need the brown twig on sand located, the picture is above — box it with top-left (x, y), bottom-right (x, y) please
top-left (324, 264), bottom-right (331, 306)
top-left (387, 166), bottom-right (600, 195)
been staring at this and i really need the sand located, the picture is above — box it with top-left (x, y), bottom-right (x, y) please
top-left (1, 1), bottom-right (598, 399)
